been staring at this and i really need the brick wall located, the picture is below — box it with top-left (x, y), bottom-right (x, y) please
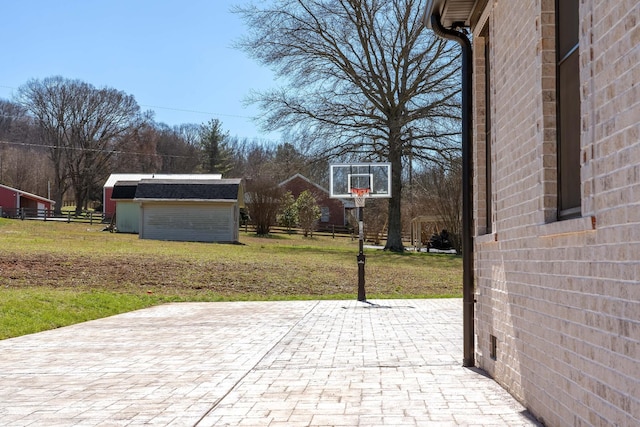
top-left (471, 0), bottom-right (640, 425)
top-left (279, 174), bottom-right (346, 227)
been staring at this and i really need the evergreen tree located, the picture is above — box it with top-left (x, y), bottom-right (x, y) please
top-left (296, 190), bottom-right (321, 237)
top-left (278, 191), bottom-right (298, 232)
top-left (199, 119), bottom-right (233, 175)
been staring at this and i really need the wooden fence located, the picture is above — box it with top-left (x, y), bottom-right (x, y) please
top-left (0, 207), bottom-right (106, 225)
top-left (0, 209), bottom-right (415, 245)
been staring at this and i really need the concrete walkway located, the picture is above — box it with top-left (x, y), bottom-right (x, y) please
top-left (0, 299), bottom-right (541, 426)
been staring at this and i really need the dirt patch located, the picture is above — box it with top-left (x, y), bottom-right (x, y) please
top-left (0, 253), bottom-right (360, 298)
top-left (0, 251), bottom-right (460, 298)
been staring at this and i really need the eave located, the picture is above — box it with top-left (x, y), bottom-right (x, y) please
top-left (424, 0), bottom-right (487, 30)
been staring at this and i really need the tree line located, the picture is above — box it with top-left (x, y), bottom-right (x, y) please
top-left (0, 77), bottom-right (327, 216)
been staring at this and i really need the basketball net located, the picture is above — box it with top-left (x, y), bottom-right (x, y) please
top-left (351, 187), bottom-right (370, 208)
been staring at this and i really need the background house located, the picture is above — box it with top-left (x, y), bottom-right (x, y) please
top-left (279, 173), bottom-right (347, 229)
top-left (135, 179), bottom-right (244, 243)
top-left (427, 1), bottom-right (640, 426)
top-left (0, 184), bottom-right (55, 218)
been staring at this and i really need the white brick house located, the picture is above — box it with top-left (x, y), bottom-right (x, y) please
top-left (426, 1), bottom-right (639, 426)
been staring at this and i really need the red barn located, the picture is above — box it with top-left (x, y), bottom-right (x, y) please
top-left (0, 184), bottom-right (55, 218)
top-left (279, 174), bottom-right (347, 229)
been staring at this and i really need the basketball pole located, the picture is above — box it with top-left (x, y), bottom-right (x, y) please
top-left (357, 205), bottom-right (366, 302)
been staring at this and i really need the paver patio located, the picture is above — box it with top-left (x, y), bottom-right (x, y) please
top-left (0, 299), bottom-right (541, 426)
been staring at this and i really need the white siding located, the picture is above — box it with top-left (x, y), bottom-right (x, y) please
top-left (140, 202), bottom-right (236, 242)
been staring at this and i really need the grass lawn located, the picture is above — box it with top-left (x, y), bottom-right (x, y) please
top-left (0, 218), bottom-right (462, 339)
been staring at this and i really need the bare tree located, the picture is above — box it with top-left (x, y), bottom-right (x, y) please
top-left (236, 0), bottom-right (461, 251)
top-left (174, 123), bottom-right (201, 147)
top-left (17, 76), bottom-right (141, 214)
top-left (0, 145), bottom-right (52, 196)
top-left (154, 123), bottom-right (201, 173)
top-left (414, 157), bottom-right (462, 252)
top-left (270, 142), bottom-right (308, 182)
top-left (114, 120), bottom-right (163, 173)
top-left (245, 177), bottom-right (284, 235)
top-left (0, 100), bottom-right (34, 144)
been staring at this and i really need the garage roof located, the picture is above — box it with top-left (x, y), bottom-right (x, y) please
top-left (134, 179), bottom-right (243, 203)
top-left (111, 181), bottom-right (139, 199)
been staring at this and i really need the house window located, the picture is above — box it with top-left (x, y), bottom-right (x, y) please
top-left (320, 206), bottom-right (330, 222)
top-left (556, 0), bottom-right (581, 219)
top-left (482, 23), bottom-right (492, 233)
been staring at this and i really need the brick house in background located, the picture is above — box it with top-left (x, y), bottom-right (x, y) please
top-left (427, 1), bottom-right (639, 426)
top-left (279, 174), bottom-right (347, 229)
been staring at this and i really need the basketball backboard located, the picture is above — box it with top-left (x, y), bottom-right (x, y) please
top-left (329, 163), bottom-right (391, 199)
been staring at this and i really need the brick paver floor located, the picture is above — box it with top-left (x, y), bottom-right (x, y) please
top-left (0, 299), bottom-right (541, 426)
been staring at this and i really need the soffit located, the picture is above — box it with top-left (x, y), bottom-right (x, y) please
top-left (424, 0), bottom-right (486, 30)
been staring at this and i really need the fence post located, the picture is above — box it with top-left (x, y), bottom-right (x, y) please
top-left (90, 212), bottom-right (93, 225)
top-left (67, 212), bottom-right (71, 223)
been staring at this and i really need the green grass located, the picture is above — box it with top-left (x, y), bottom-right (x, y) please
top-left (0, 218), bottom-right (462, 339)
top-left (0, 289), bottom-right (173, 340)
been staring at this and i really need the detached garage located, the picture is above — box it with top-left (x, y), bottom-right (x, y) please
top-left (103, 173), bottom-right (222, 220)
top-left (135, 179), bottom-right (244, 243)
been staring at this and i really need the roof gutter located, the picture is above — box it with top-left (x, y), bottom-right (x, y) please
top-left (428, 11), bottom-right (475, 368)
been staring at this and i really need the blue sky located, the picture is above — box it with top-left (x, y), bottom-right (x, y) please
top-left (0, 0), bottom-right (280, 142)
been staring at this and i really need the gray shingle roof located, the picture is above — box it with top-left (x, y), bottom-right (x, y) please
top-left (111, 181), bottom-right (139, 199)
top-left (133, 179), bottom-right (242, 201)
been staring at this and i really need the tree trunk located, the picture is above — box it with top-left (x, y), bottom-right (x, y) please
top-left (385, 134), bottom-right (404, 252)
top-left (74, 186), bottom-right (85, 217)
top-left (52, 184), bottom-right (63, 215)
top-left (52, 163), bottom-right (65, 215)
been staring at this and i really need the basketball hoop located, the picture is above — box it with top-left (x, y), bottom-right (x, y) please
top-left (350, 187), bottom-right (370, 208)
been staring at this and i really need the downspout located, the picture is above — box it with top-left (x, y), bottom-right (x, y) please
top-left (430, 12), bottom-right (475, 367)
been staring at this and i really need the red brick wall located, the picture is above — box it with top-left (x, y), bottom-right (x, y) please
top-left (280, 176), bottom-right (346, 227)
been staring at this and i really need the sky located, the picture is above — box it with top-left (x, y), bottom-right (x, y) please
top-left (0, 0), bottom-right (281, 142)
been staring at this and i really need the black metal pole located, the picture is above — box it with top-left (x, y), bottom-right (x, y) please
top-left (357, 206), bottom-right (366, 302)
top-left (430, 12), bottom-right (475, 368)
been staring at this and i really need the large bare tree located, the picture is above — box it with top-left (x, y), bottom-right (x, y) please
top-left (18, 76), bottom-right (141, 214)
top-left (236, 0), bottom-right (461, 251)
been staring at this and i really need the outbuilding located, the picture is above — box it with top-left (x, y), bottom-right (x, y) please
top-left (110, 181), bottom-right (140, 233)
top-left (103, 173), bottom-right (222, 220)
top-left (135, 179), bottom-right (244, 243)
top-left (0, 184), bottom-right (55, 218)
